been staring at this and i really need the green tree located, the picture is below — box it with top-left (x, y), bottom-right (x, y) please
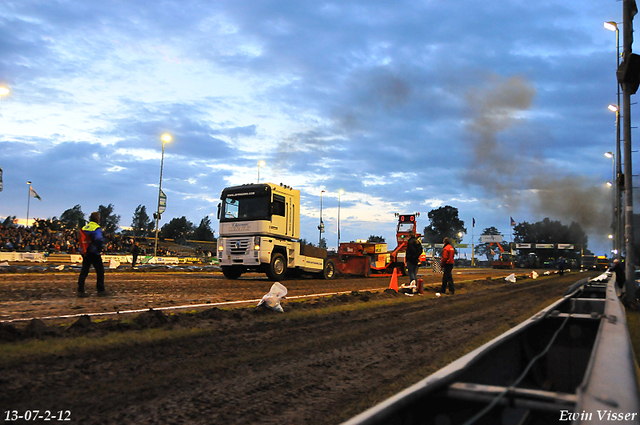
top-left (367, 235), bottom-right (386, 243)
top-left (513, 218), bottom-right (587, 258)
top-left (60, 205), bottom-right (86, 229)
top-left (161, 216), bottom-right (194, 244)
top-left (193, 216), bottom-right (215, 241)
top-left (319, 237), bottom-right (327, 249)
top-left (1, 216), bottom-right (17, 228)
top-left (475, 226), bottom-right (502, 261)
top-left (422, 206), bottom-right (467, 244)
top-left (131, 205), bottom-right (153, 237)
top-left (97, 204), bottom-right (121, 235)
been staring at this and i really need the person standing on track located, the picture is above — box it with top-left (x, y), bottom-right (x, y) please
top-left (130, 240), bottom-right (140, 269)
top-left (440, 237), bottom-right (455, 295)
top-left (405, 231), bottom-right (423, 286)
top-left (77, 211), bottom-right (106, 297)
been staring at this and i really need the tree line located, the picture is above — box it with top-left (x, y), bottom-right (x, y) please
top-left (1, 204), bottom-right (216, 243)
top-left (419, 205), bottom-right (593, 260)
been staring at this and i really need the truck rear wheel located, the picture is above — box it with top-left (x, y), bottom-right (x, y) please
top-left (222, 266), bottom-right (244, 279)
top-left (321, 259), bottom-right (336, 279)
top-left (266, 253), bottom-right (287, 280)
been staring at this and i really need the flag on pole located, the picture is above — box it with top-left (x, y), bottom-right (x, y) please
top-left (0, 166), bottom-right (3, 192)
top-left (29, 186), bottom-right (42, 201)
top-left (472, 217), bottom-right (475, 227)
top-left (510, 216), bottom-right (515, 226)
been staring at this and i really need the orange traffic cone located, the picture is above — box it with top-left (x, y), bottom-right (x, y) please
top-left (389, 268), bottom-right (399, 292)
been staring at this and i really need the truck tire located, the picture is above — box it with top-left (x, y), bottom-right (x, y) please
top-left (321, 259), bottom-right (337, 279)
top-left (222, 266), bottom-right (244, 279)
top-left (266, 253), bottom-right (287, 280)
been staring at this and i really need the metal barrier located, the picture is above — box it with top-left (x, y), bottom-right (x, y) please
top-left (342, 274), bottom-right (640, 425)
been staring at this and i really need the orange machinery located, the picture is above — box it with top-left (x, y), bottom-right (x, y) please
top-left (333, 213), bottom-right (421, 277)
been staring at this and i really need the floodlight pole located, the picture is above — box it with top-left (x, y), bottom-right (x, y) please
top-left (622, 0), bottom-right (636, 302)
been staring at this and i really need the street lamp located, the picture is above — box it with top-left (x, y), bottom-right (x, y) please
top-left (604, 21), bottom-right (623, 261)
top-left (318, 190), bottom-right (325, 246)
top-left (26, 181), bottom-right (32, 226)
top-left (0, 86), bottom-right (8, 105)
top-left (257, 160), bottom-right (265, 183)
top-left (337, 189), bottom-right (344, 248)
top-left (154, 133), bottom-right (171, 257)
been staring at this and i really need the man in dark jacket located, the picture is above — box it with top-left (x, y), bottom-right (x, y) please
top-left (609, 259), bottom-right (626, 289)
top-left (405, 231), bottom-right (423, 285)
top-left (77, 211), bottom-right (105, 296)
top-left (130, 241), bottom-right (140, 269)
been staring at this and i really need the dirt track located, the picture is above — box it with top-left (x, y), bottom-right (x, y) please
top-left (0, 269), bottom-right (595, 424)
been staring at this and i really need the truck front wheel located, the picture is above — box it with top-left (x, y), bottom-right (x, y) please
top-left (222, 266), bottom-right (244, 279)
top-left (266, 253), bottom-right (287, 280)
top-left (321, 259), bottom-right (337, 279)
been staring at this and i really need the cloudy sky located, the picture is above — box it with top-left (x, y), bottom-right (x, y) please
top-left (0, 0), bottom-right (628, 255)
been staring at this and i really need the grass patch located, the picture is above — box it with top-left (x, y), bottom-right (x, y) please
top-left (0, 327), bottom-right (208, 367)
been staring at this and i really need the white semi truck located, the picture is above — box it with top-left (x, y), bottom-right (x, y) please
top-left (216, 182), bottom-right (337, 280)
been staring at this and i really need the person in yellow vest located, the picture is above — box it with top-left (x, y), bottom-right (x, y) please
top-left (77, 211), bottom-right (105, 297)
top-left (440, 237), bottom-right (455, 295)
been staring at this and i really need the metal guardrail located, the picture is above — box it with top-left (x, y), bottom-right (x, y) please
top-left (342, 274), bottom-right (640, 425)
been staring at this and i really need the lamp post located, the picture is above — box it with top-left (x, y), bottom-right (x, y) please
top-left (26, 181), bottom-right (32, 227)
top-left (318, 190), bottom-right (325, 246)
top-left (257, 160), bottom-right (265, 183)
top-left (605, 21), bottom-right (623, 261)
top-left (154, 133), bottom-right (171, 257)
top-left (618, 1), bottom-right (637, 301)
top-left (337, 189), bottom-right (344, 248)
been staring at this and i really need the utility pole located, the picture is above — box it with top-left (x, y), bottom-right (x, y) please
top-left (620, 0), bottom-right (638, 303)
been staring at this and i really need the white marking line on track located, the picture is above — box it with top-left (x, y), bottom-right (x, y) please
top-left (1, 287), bottom-right (389, 323)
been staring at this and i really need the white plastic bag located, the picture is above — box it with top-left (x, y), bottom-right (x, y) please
top-left (530, 271), bottom-right (539, 279)
top-left (109, 259), bottom-right (120, 269)
top-left (505, 273), bottom-right (516, 283)
top-left (257, 282), bottom-right (288, 313)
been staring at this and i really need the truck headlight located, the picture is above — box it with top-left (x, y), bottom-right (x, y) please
top-left (218, 245), bottom-right (224, 252)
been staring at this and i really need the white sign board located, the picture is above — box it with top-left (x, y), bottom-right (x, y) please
top-left (480, 235), bottom-right (503, 243)
top-left (557, 244), bottom-right (574, 250)
top-left (536, 243), bottom-right (554, 249)
top-left (516, 243), bottom-right (532, 249)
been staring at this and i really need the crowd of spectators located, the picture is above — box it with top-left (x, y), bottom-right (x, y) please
top-left (0, 224), bottom-right (178, 256)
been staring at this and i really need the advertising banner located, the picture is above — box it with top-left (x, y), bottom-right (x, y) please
top-left (480, 235), bottom-right (503, 243)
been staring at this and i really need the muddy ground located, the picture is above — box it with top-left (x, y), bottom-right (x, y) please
top-left (0, 268), bottom-right (596, 424)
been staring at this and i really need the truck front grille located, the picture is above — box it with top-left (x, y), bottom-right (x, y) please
top-left (228, 238), bottom-right (252, 255)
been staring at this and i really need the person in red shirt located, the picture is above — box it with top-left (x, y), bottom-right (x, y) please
top-left (440, 237), bottom-right (455, 295)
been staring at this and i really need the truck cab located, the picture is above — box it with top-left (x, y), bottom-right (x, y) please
top-left (217, 183), bottom-right (334, 280)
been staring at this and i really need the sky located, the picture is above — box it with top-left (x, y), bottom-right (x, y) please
top-left (0, 0), bottom-right (630, 256)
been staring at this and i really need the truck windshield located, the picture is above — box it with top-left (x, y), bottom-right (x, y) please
top-left (221, 195), bottom-right (270, 221)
